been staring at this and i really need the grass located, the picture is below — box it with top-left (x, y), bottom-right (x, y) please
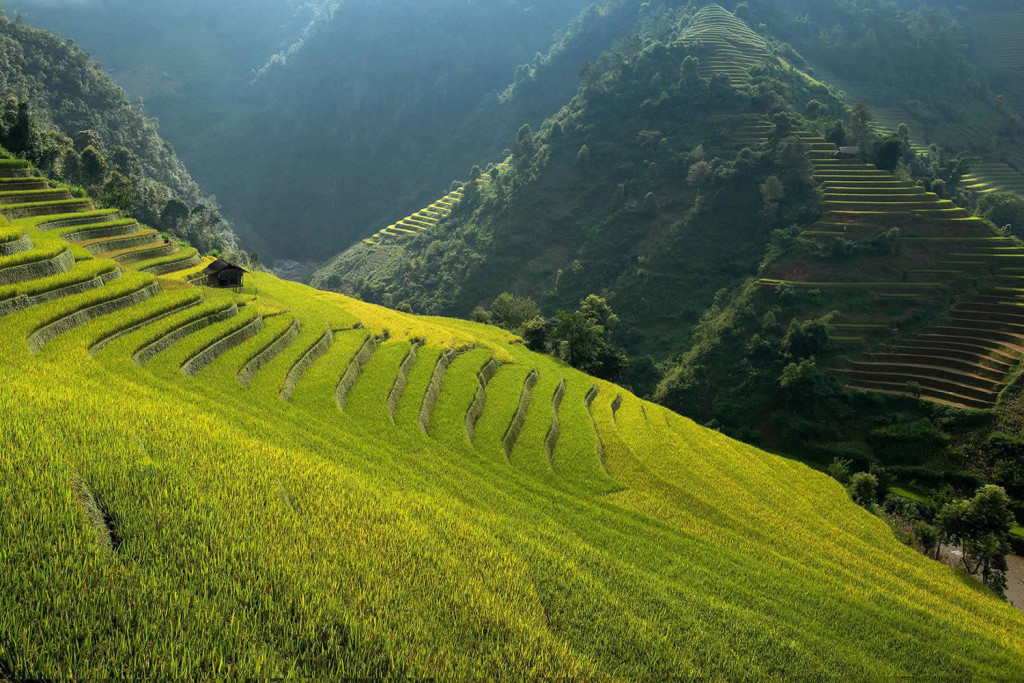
top-left (3, 127), bottom-right (1024, 680)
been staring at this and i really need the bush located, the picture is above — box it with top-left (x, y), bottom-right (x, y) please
top-left (849, 472), bottom-right (879, 508)
top-left (977, 193), bottom-right (1024, 236)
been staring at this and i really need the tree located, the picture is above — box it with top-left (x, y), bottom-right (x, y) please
top-left (642, 192), bottom-right (660, 217)
top-left (551, 310), bottom-right (605, 370)
top-left (783, 316), bottom-right (831, 359)
top-left (825, 121), bottom-right (847, 147)
top-left (576, 144), bottom-right (591, 168)
top-left (109, 146), bottom-right (141, 179)
top-left (977, 192), bottom-right (1024, 236)
top-left (161, 198), bottom-right (190, 232)
top-left (80, 146), bottom-right (107, 187)
top-left (521, 316), bottom-right (553, 352)
top-left (579, 294), bottom-right (619, 341)
top-left (73, 129), bottom-right (103, 154)
top-left (687, 160), bottom-right (712, 188)
top-left (760, 175), bottom-right (784, 206)
top-left (512, 124), bottom-right (534, 160)
top-left (100, 172), bottom-right (136, 213)
top-left (681, 55), bottom-right (701, 86)
top-left (848, 472), bottom-right (879, 508)
top-left (936, 486), bottom-right (1016, 595)
top-left (3, 100), bottom-right (34, 155)
top-left (488, 293), bottom-right (540, 332)
top-left (850, 101), bottom-right (872, 144)
top-left (873, 134), bottom-right (903, 172)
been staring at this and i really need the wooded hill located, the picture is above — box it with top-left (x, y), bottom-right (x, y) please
top-left (2, 147), bottom-right (1024, 679)
top-left (313, 2), bottom-right (1024, 517)
top-left (0, 11), bottom-right (239, 257)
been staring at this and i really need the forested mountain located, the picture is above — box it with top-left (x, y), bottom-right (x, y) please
top-left (312, 0), bottom-right (1024, 528)
top-left (0, 11), bottom-right (239, 254)
top-left (7, 0), bottom-right (630, 260)
top-left (314, 4), bottom-right (833, 362)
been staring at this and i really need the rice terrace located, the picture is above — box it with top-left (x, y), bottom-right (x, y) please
top-left (2, 0), bottom-right (1024, 679)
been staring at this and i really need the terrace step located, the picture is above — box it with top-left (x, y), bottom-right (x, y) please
top-left (79, 229), bottom-right (161, 255)
top-left (0, 178), bottom-right (48, 191)
top-left (839, 368), bottom-right (998, 404)
top-left (887, 344), bottom-right (1016, 371)
top-left (100, 241), bottom-right (177, 265)
top-left (28, 280), bottom-right (163, 354)
top-left (37, 211), bottom-right (122, 232)
top-left (850, 360), bottom-right (1003, 390)
top-left (842, 378), bottom-right (991, 410)
top-left (1, 199), bottom-right (94, 219)
top-left (0, 263), bottom-right (122, 319)
top-left (0, 248), bottom-right (75, 286)
top-left (0, 189), bottom-right (71, 205)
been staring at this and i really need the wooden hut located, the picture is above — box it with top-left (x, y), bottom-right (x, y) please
top-left (201, 259), bottom-right (247, 289)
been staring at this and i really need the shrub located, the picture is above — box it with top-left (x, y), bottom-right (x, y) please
top-left (849, 472), bottom-right (879, 508)
top-left (827, 457), bottom-right (852, 484)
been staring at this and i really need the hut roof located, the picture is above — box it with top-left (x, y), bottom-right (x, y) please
top-left (202, 259), bottom-right (248, 276)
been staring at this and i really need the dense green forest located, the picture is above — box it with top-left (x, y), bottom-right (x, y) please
top-left (0, 11), bottom-right (240, 255)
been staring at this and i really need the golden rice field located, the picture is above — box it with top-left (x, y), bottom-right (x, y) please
top-left (2, 163), bottom-right (1024, 678)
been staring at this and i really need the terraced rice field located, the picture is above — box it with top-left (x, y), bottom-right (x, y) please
top-left (963, 162), bottom-right (1024, 198)
top-left (4, 155), bottom-right (1024, 677)
top-left (868, 105), bottom-right (928, 156)
top-left (364, 176), bottom-right (490, 246)
top-left (757, 129), bottom-right (1024, 409)
top-left (966, 12), bottom-right (1024, 78)
top-left (681, 4), bottom-right (769, 88)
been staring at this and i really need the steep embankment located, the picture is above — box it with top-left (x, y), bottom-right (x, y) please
top-left (314, 4), bottom-right (834, 359)
top-left (3, 155), bottom-right (1024, 677)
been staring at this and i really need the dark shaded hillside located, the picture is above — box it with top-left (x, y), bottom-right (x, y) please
top-left (0, 12), bottom-right (239, 254)
top-left (202, 0), bottom-right (634, 261)
top-left (313, 5), bottom-right (835, 360)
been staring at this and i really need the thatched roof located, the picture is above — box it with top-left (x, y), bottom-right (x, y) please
top-left (202, 259), bottom-right (248, 276)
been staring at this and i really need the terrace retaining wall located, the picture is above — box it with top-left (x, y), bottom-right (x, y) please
top-left (503, 369), bottom-right (539, 457)
top-left (419, 348), bottom-right (461, 434)
top-left (465, 357), bottom-right (501, 441)
top-left (585, 386), bottom-right (606, 466)
top-left (0, 234), bottom-right (33, 256)
top-left (387, 342), bottom-right (421, 418)
top-left (143, 252), bottom-right (202, 276)
top-left (182, 314), bottom-right (265, 377)
top-left (31, 268), bottom-right (121, 306)
top-left (545, 379), bottom-right (567, 462)
top-left (38, 212), bottom-right (122, 232)
top-left (280, 327), bottom-right (334, 400)
top-left (91, 295), bottom-right (201, 356)
top-left (28, 281), bottom-right (162, 354)
top-left (133, 304), bottom-right (238, 366)
top-left (336, 333), bottom-right (383, 410)
top-left (237, 318), bottom-right (301, 387)
top-left (0, 248), bottom-right (74, 286)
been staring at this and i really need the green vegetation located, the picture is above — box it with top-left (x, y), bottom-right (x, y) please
top-left (0, 11), bottom-right (241, 256)
top-left (315, 4), bottom-right (833, 367)
top-left (4, 158), bottom-right (1024, 676)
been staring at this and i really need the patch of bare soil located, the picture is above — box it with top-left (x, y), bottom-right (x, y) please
top-left (939, 546), bottom-right (1024, 611)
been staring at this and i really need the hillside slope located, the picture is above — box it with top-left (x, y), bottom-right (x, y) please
top-left (0, 13), bottom-right (240, 255)
top-left (313, 4), bottom-right (835, 359)
top-left (2, 155), bottom-right (1024, 677)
